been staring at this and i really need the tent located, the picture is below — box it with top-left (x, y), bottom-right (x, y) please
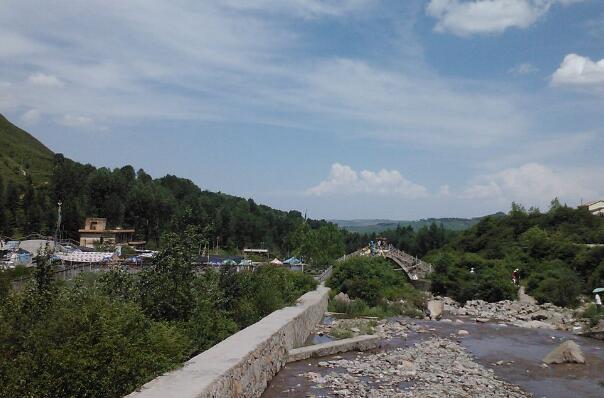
top-left (54, 251), bottom-right (115, 263)
top-left (222, 259), bottom-right (238, 266)
top-left (283, 257), bottom-right (302, 265)
top-left (239, 259), bottom-right (253, 266)
top-left (270, 258), bottom-right (283, 265)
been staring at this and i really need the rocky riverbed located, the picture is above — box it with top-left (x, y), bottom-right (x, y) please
top-left (263, 316), bottom-right (604, 398)
top-left (439, 296), bottom-right (582, 331)
top-left (304, 337), bottom-right (531, 397)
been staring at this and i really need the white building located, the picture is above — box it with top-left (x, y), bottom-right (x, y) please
top-left (580, 200), bottom-right (604, 217)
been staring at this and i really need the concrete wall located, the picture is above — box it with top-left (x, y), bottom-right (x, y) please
top-left (126, 285), bottom-right (329, 398)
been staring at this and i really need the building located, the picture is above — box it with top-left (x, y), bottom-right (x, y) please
top-left (579, 200), bottom-right (604, 217)
top-left (79, 217), bottom-right (138, 248)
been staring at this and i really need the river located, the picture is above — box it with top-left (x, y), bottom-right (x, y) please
top-left (263, 316), bottom-right (604, 398)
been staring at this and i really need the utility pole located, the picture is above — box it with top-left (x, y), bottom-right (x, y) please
top-left (53, 201), bottom-right (62, 253)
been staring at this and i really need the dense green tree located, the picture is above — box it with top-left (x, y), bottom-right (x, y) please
top-left (427, 202), bottom-right (604, 306)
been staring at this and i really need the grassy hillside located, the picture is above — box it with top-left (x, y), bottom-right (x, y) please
top-left (0, 114), bottom-right (54, 185)
top-left (333, 216), bottom-right (500, 234)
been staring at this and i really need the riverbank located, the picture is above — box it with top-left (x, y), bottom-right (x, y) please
top-left (263, 316), bottom-right (604, 398)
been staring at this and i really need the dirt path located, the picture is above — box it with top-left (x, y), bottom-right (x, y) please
top-left (518, 286), bottom-right (538, 305)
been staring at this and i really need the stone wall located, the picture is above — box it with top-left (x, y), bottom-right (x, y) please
top-left (126, 285), bottom-right (330, 398)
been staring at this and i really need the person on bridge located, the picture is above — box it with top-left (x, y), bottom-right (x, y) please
top-left (596, 293), bottom-right (602, 311)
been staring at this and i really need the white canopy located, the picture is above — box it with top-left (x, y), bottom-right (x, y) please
top-left (55, 251), bottom-right (116, 263)
top-left (270, 258), bottom-right (283, 265)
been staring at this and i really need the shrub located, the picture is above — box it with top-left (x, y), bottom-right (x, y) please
top-left (327, 256), bottom-right (425, 317)
top-left (526, 261), bottom-right (582, 307)
top-left (0, 287), bottom-right (190, 398)
top-left (581, 304), bottom-right (603, 328)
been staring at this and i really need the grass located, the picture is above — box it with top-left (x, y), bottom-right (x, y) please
top-left (329, 297), bottom-right (424, 319)
top-left (329, 319), bottom-right (377, 339)
top-left (0, 113), bottom-right (54, 185)
top-left (581, 304), bottom-right (603, 328)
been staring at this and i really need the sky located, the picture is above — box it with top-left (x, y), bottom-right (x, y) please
top-left (1, 0), bottom-right (603, 220)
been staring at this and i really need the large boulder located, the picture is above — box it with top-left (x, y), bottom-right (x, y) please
top-left (543, 340), bottom-right (585, 364)
top-left (334, 292), bottom-right (351, 305)
top-left (427, 300), bottom-right (444, 320)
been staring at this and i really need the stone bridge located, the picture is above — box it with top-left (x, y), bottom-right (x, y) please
top-left (317, 247), bottom-right (433, 284)
top-left (383, 248), bottom-right (432, 281)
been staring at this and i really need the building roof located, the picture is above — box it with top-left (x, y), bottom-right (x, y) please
top-left (580, 199), bottom-right (604, 207)
top-left (78, 228), bottom-right (135, 233)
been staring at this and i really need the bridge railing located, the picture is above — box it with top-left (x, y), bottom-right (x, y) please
top-left (315, 248), bottom-right (366, 283)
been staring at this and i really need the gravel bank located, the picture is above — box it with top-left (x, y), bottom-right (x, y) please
top-left (304, 337), bottom-right (531, 397)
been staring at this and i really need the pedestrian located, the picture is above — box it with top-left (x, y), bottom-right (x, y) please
top-left (596, 293), bottom-right (602, 311)
top-left (512, 269), bottom-right (519, 285)
top-left (470, 267), bottom-right (475, 274)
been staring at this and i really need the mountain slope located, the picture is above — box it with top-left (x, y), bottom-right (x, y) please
top-left (0, 114), bottom-right (54, 185)
top-left (333, 215), bottom-right (505, 234)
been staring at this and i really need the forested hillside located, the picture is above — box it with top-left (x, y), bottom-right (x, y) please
top-left (0, 114), bottom-right (54, 185)
top-left (426, 201), bottom-right (604, 307)
top-left (0, 116), bottom-right (330, 253)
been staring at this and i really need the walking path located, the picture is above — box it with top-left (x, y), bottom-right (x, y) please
top-left (518, 286), bottom-right (538, 305)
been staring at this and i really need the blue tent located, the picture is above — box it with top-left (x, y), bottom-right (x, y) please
top-left (283, 257), bottom-right (302, 265)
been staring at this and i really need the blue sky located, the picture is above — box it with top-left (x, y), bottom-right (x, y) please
top-left (1, 0), bottom-right (603, 220)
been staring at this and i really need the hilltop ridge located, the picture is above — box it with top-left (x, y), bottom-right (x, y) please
top-left (0, 114), bottom-right (54, 184)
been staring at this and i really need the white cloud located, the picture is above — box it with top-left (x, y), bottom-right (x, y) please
top-left (27, 72), bottom-right (64, 87)
top-left (426, 0), bottom-right (580, 36)
top-left (20, 109), bottom-right (40, 125)
top-left (282, 58), bottom-right (527, 147)
top-left (307, 163), bottom-right (428, 198)
top-left (508, 63), bottom-right (538, 76)
top-left (59, 114), bottom-right (94, 127)
top-left (221, 0), bottom-right (373, 17)
top-left (0, 0), bottom-right (533, 149)
top-left (551, 54), bottom-right (604, 88)
top-left (461, 163), bottom-right (599, 207)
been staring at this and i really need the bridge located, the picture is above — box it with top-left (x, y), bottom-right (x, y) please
top-left (317, 246), bottom-right (433, 285)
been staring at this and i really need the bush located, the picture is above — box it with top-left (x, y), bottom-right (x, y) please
top-left (581, 304), bottom-right (603, 328)
top-left (428, 251), bottom-right (515, 303)
top-left (327, 256), bottom-right (425, 317)
top-left (0, 286), bottom-right (190, 398)
top-left (526, 261), bottom-right (582, 307)
top-left (0, 233), bottom-right (319, 397)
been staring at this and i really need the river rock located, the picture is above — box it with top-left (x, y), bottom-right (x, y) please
top-left (543, 340), bottom-right (585, 364)
top-left (427, 300), bottom-right (444, 320)
top-left (516, 320), bottom-right (556, 330)
top-left (457, 329), bottom-right (469, 336)
top-left (334, 292), bottom-right (351, 305)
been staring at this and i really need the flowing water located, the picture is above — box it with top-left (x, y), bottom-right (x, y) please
top-left (263, 317), bottom-right (604, 398)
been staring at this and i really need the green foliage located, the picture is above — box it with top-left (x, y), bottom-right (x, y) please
top-left (0, 114), bottom-right (337, 253)
top-left (0, 226), bottom-right (318, 397)
top-left (526, 261), bottom-right (582, 307)
top-left (0, 114), bottom-right (54, 185)
top-left (428, 250), bottom-right (520, 304)
top-left (427, 202), bottom-right (604, 306)
top-left (342, 221), bottom-right (457, 258)
top-left (581, 304), bottom-right (603, 328)
top-left (292, 223), bottom-right (345, 269)
top-left (0, 285), bottom-right (191, 398)
top-left (139, 227), bottom-right (201, 321)
top-left (327, 256), bottom-right (425, 317)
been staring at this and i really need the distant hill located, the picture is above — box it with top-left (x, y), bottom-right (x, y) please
top-left (0, 114), bottom-right (333, 252)
top-left (333, 215), bottom-right (505, 234)
top-left (0, 114), bottom-right (54, 185)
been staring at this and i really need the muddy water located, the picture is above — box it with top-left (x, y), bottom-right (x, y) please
top-left (262, 317), bottom-right (604, 398)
